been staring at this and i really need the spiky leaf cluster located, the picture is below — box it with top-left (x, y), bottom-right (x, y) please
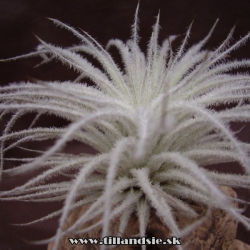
top-left (1, 6), bottom-right (250, 250)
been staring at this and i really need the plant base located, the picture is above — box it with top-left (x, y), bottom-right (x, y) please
top-left (48, 186), bottom-right (250, 250)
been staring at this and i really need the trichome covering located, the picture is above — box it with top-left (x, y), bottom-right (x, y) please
top-left (1, 5), bottom-right (250, 250)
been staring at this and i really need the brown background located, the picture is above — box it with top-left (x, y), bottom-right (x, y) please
top-left (0, 0), bottom-right (250, 249)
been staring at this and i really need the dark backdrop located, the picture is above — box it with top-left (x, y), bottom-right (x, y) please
top-left (0, 0), bottom-right (250, 249)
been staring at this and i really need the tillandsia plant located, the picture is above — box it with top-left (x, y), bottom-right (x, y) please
top-left (1, 4), bottom-right (250, 250)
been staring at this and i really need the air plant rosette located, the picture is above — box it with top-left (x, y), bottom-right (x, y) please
top-left (1, 5), bottom-right (250, 250)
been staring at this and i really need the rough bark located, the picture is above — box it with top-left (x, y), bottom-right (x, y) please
top-left (48, 186), bottom-right (249, 250)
